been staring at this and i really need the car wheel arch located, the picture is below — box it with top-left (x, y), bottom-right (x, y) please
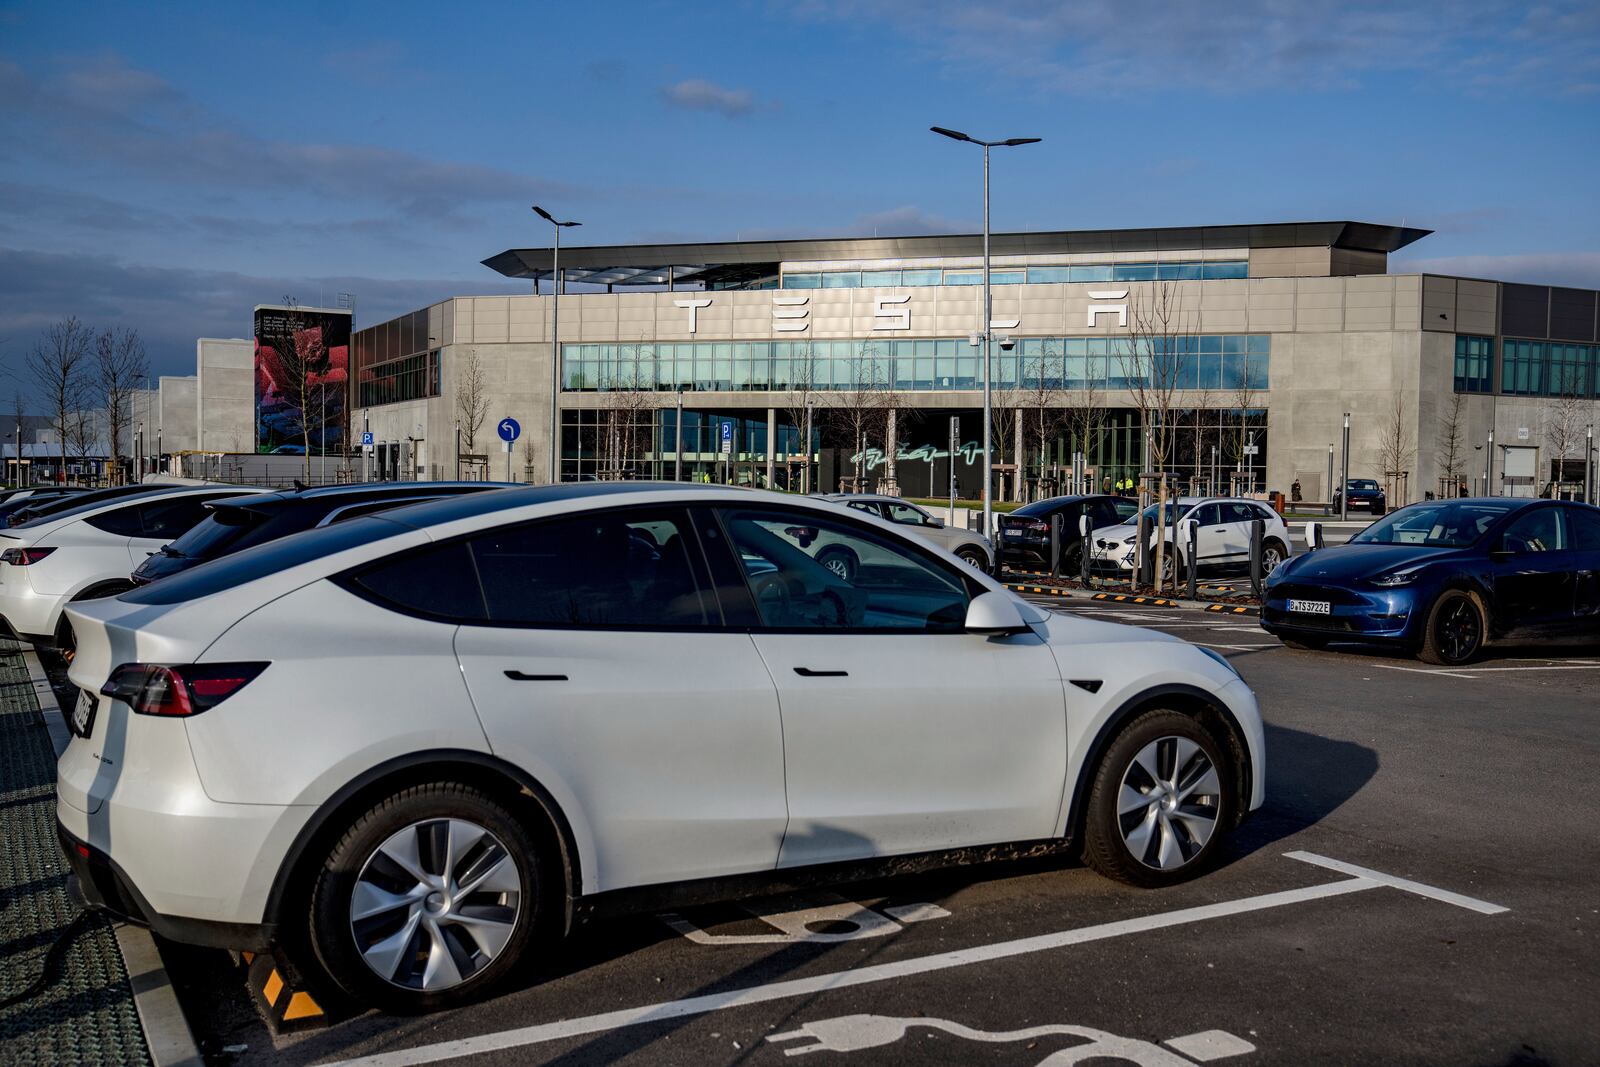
top-left (52, 579), bottom-right (138, 645)
top-left (264, 749), bottom-right (583, 937)
top-left (1063, 684), bottom-right (1253, 848)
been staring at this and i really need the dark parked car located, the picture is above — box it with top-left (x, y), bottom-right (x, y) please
top-left (1261, 497), bottom-right (1600, 665)
top-left (130, 481), bottom-right (514, 585)
top-left (0, 487), bottom-right (87, 526)
top-left (1333, 478), bottom-right (1387, 515)
top-left (6, 484), bottom-right (166, 527)
top-left (997, 494), bottom-right (1139, 571)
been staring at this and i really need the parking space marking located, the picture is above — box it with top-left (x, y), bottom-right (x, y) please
top-left (1373, 662), bottom-right (1600, 680)
top-left (318, 852), bottom-right (1504, 1067)
top-left (662, 893), bottom-right (949, 945)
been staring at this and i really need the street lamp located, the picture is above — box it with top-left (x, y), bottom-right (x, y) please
top-left (1339, 412), bottom-right (1351, 521)
top-left (533, 205), bottom-right (581, 485)
top-left (931, 125), bottom-right (1041, 539)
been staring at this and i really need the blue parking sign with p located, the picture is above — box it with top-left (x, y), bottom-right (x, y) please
top-left (360, 431), bottom-right (374, 447)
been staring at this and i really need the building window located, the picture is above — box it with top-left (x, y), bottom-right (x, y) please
top-left (1500, 338), bottom-right (1598, 398)
top-left (1453, 335), bottom-right (1494, 394)
top-left (357, 349), bottom-right (441, 407)
top-left (563, 336), bottom-right (1269, 395)
top-left (777, 261), bottom-right (1249, 290)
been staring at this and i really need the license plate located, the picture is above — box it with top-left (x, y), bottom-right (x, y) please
top-left (70, 690), bottom-right (97, 738)
top-left (1288, 599), bottom-right (1331, 615)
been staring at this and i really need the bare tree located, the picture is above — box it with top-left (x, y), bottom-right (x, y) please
top-left (597, 342), bottom-right (657, 480)
top-left (1375, 393), bottom-right (1417, 506)
top-left (1017, 347), bottom-right (1066, 501)
top-left (1185, 386), bottom-right (1217, 494)
top-left (1062, 363), bottom-right (1107, 495)
top-left (455, 347), bottom-right (491, 463)
top-left (96, 326), bottom-right (147, 485)
top-left (27, 316), bottom-right (93, 488)
top-left (1544, 363), bottom-right (1588, 489)
top-left (780, 342), bottom-right (821, 492)
top-left (1435, 392), bottom-right (1468, 497)
top-left (66, 406), bottom-right (96, 484)
top-left (826, 343), bottom-right (894, 491)
top-left (1119, 283), bottom-right (1194, 591)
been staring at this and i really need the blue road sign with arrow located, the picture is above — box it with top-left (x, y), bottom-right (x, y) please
top-left (498, 418), bottom-right (522, 443)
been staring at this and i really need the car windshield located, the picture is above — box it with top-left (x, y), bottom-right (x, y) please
top-left (1013, 499), bottom-right (1075, 518)
top-left (1350, 501), bottom-right (1515, 548)
top-left (1134, 502), bottom-right (1187, 526)
top-left (1347, 480), bottom-right (1380, 490)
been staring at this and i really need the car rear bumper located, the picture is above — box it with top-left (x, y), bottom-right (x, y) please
top-left (58, 821), bottom-right (274, 951)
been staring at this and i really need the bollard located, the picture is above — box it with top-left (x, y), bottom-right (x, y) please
top-left (1079, 513), bottom-right (1093, 589)
top-left (1137, 516), bottom-right (1153, 589)
top-left (1050, 513), bottom-right (1062, 579)
top-left (1184, 518), bottom-right (1199, 601)
top-left (1249, 516), bottom-right (1265, 600)
top-left (1304, 520), bottom-right (1324, 551)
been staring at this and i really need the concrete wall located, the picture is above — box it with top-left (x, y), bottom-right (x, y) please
top-left (158, 376), bottom-right (198, 453)
top-left (196, 338), bottom-right (254, 453)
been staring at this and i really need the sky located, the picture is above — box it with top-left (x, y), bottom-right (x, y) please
top-left (1, 0), bottom-right (1597, 404)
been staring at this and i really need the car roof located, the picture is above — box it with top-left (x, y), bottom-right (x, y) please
top-left (8, 483), bottom-right (263, 532)
top-left (204, 481), bottom-right (516, 513)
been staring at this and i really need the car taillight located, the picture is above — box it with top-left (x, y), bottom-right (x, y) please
top-left (100, 662), bottom-right (268, 717)
top-left (0, 546), bottom-right (55, 565)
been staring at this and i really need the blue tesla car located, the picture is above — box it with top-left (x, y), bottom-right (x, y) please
top-left (1262, 498), bottom-right (1600, 665)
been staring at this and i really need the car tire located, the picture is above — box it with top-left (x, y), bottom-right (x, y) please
top-left (308, 782), bottom-right (551, 1013)
top-left (1418, 589), bottom-right (1486, 666)
top-left (816, 546), bottom-right (859, 582)
top-left (955, 546), bottom-right (988, 572)
top-left (1082, 709), bottom-right (1235, 888)
top-left (1260, 539), bottom-right (1287, 575)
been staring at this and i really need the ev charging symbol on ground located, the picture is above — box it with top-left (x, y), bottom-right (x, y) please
top-left (661, 892), bottom-right (950, 945)
top-left (767, 1014), bottom-right (1256, 1064)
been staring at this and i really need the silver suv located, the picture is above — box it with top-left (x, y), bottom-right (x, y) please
top-left (812, 494), bottom-right (993, 576)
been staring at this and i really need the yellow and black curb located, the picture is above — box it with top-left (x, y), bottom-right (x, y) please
top-left (1005, 583), bottom-right (1074, 598)
top-left (1090, 593), bottom-right (1180, 608)
top-left (241, 949), bottom-right (334, 1033)
top-left (1205, 603), bottom-right (1260, 616)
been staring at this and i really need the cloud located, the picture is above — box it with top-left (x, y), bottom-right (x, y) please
top-left (1391, 251), bottom-right (1600, 289)
top-left (0, 247), bottom-right (526, 394)
top-left (794, 0), bottom-right (1600, 96)
top-left (660, 78), bottom-right (757, 117)
top-left (852, 205), bottom-right (971, 236)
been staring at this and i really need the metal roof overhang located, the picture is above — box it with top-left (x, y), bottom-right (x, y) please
top-left (484, 221), bottom-right (1432, 285)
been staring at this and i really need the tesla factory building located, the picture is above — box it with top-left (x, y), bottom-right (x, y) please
top-left (351, 221), bottom-right (1600, 503)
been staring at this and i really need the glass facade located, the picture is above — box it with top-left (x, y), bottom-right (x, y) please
top-left (1501, 337), bottom-right (1598, 398)
top-left (563, 336), bottom-right (1270, 394)
top-left (357, 349), bottom-right (441, 407)
top-left (779, 261), bottom-right (1248, 289)
top-left (1452, 335), bottom-right (1494, 394)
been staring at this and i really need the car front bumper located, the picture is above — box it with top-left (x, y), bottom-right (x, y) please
top-left (1260, 581), bottom-right (1421, 641)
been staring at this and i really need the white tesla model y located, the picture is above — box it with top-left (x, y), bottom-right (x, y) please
top-left (56, 484), bottom-right (1264, 1012)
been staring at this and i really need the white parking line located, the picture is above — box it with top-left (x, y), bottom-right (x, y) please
top-left (317, 852), bottom-right (1505, 1067)
top-left (1374, 662), bottom-right (1600, 679)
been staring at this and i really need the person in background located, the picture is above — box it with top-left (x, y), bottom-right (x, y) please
top-left (1291, 478), bottom-right (1303, 502)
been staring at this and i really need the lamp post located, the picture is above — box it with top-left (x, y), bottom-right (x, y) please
top-left (803, 395), bottom-right (814, 494)
top-left (1485, 429), bottom-right (1495, 497)
top-left (674, 387), bottom-right (685, 482)
top-left (1326, 443), bottom-right (1334, 510)
top-left (532, 205), bottom-right (581, 485)
top-left (931, 125), bottom-right (1041, 540)
top-left (1339, 412), bottom-right (1351, 521)
top-left (1585, 423), bottom-right (1593, 505)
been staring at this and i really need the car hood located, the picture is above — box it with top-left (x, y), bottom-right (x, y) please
top-left (1273, 542), bottom-right (1456, 583)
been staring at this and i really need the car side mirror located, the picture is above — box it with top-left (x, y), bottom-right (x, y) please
top-left (964, 591), bottom-right (1031, 635)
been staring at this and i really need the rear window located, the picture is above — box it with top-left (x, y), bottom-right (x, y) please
top-left (120, 516), bottom-right (412, 605)
top-left (163, 512), bottom-right (260, 560)
top-left (1013, 499), bottom-right (1077, 518)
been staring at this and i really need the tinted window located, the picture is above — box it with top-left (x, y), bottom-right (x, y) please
top-left (163, 514), bottom-right (256, 560)
top-left (1221, 502), bottom-right (1257, 524)
top-left (84, 503), bottom-right (146, 536)
top-left (467, 509), bottom-right (710, 627)
top-left (1191, 503), bottom-right (1224, 526)
top-left (136, 494), bottom-right (232, 538)
top-left (123, 517), bottom-right (411, 605)
top-left (845, 500), bottom-right (880, 517)
top-left (1013, 499), bottom-right (1072, 518)
top-left (346, 541), bottom-right (487, 621)
top-left (719, 507), bottom-right (968, 632)
top-left (1501, 507), bottom-right (1565, 553)
top-left (1565, 507), bottom-right (1600, 551)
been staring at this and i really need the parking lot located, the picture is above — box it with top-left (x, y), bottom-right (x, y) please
top-left (127, 596), bottom-right (1599, 1067)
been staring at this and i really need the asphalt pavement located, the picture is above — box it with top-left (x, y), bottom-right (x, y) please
top-left (156, 600), bottom-right (1598, 1067)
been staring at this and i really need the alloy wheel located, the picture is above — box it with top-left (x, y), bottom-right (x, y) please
top-left (349, 818), bottom-right (523, 991)
top-left (823, 557), bottom-right (851, 579)
top-left (1116, 736), bottom-right (1222, 870)
top-left (1436, 598), bottom-right (1481, 663)
top-left (1261, 545), bottom-right (1284, 573)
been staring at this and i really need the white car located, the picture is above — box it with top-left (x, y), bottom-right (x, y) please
top-left (1090, 497), bottom-right (1292, 582)
top-left (812, 493), bottom-right (994, 573)
top-left (57, 483), bottom-right (1264, 1013)
top-left (0, 484), bottom-right (263, 650)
